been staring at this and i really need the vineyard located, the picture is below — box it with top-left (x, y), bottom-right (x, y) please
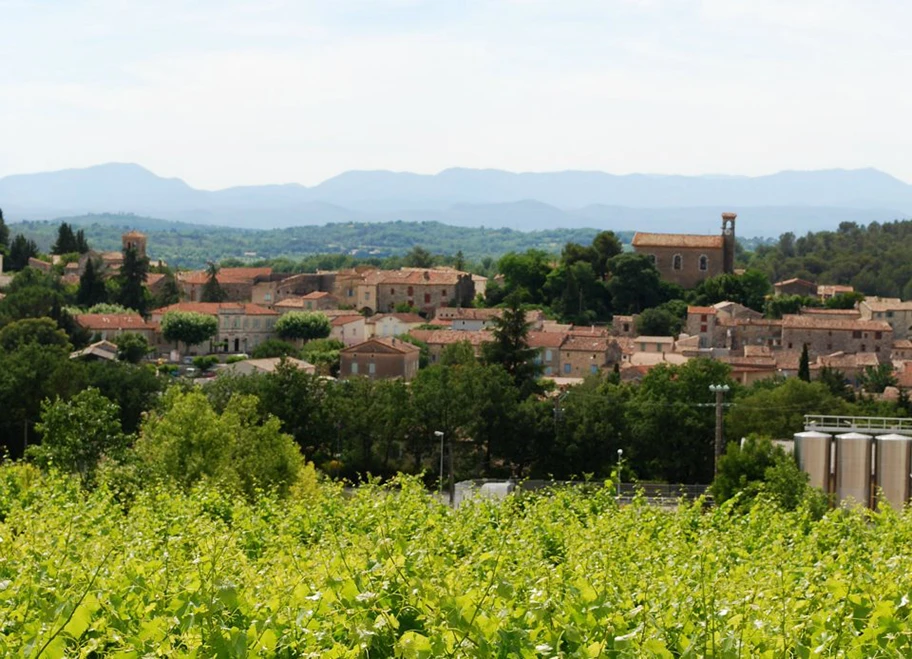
top-left (2, 464), bottom-right (912, 657)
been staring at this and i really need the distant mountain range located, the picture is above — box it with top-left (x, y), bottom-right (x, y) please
top-left (2, 163), bottom-right (911, 236)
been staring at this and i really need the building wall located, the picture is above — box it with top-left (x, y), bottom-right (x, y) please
top-left (633, 246), bottom-right (725, 289)
top-left (340, 351), bottom-right (419, 381)
top-left (374, 277), bottom-right (475, 314)
top-left (685, 312), bottom-right (717, 349)
top-left (781, 326), bottom-right (892, 360)
top-left (534, 347), bottom-right (561, 377)
top-left (860, 304), bottom-right (912, 341)
top-left (331, 318), bottom-right (368, 346)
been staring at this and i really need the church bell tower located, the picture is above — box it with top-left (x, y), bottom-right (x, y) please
top-left (721, 212), bottom-right (736, 274)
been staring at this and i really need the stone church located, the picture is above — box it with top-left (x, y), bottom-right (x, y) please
top-left (632, 212), bottom-right (736, 289)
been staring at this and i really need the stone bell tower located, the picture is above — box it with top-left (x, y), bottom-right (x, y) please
top-left (122, 230), bottom-right (147, 258)
top-left (721, 212), bottom-right (736, 274)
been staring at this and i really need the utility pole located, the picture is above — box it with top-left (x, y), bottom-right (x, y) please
top-left (709, 384), bottom-right (730, 475)
top-left (434, 431), bottom-right (444, 498)
top-left (448, 436), bottom-right (455, 507)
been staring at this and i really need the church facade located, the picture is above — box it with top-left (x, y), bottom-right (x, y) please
top-left (632, 212), bottom-right (736, 289)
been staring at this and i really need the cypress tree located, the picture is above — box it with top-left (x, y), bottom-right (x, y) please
top-left (116, 246), bottom-right (149, 315)
top-left (0, 208), bottom-right (9, 253)
top-left (200, 262), bottom-right (226, 303)
top-left (77, 257), bottom-right (107, 307)
top-left (798, 344), bottom-right (811, 382)
top-left (7, 234), bottom-right (38, 270)
top-left (51, 222), bottom-right (79, 254)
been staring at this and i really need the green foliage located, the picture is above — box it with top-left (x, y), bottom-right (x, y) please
top-left (0, 207), bottom-right (8, 252)
top-left (200, 261), bottom-right (226, 303)
top-left (5, 469), bottom-right (912, 656)
top-left (135, 389), bottom-right (303, 499)
top-left (403, 245), bottom-right (435, 268)
top-left (77, 257), bottom-right (107, 307)
top-left (152, 271), bottom-right (182, 308)
top-left (193, 355), bottom-right (220, 371)
top-left (251, 338), bottom-right (298, 359)
top-left (116, 246), bottom-right (150, 315)
top-left (635, 305), bottom-right (682, 336)
top-left (6, 234), bottom-right (38, 270)
top-left (765, 294), bottom-right (820, 319)
top-left (161, 310), bottom-right (218, 353)
top-left (481, 293), bottom-right (541, 392)
top-left (859, 362), bottom-right (898, 394)
top-left (299, 337), bottom-right (345, 375)
top-left (711, 434), bottom-right (818, 512)
top-left (30, 388), bottom-right (128, 484)
top-left (690, 270), bottom-right (771, 311)
top-left (825, 291), bottom-right (865, 309)
top-left (51, 222), bottom-right (84, 255)
top-left (606, 252), bottom-right (666, 313)
top-left (274, 311), bottom-right (331, 341)
top-left (798, 343), bottom-right (811, 382)
top-left (114, 332), bottom-right (152, 364)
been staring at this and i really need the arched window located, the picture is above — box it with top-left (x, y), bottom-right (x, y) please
top-left (672, 254), bottom-right (683, 270)
top-left (699, 254), bottom-right (709, 271)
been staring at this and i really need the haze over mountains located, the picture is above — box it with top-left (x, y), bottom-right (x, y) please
top-left (2, 163), bottom-right (911, 237)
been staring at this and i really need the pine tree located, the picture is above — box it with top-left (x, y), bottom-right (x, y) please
top-left (51, 222), bottom-right (78, 254)
top-left (75, 229), bottom-right (90, 253)
top-left (798, 344), bottom-right (811, 382)
top-left (200, 262), bottom-right (226, 303)
top-left (481, 292), bottom-right (542, 392)
top-left (116, 246), bottom-right (149, 315)
top-left (77, 257), bottom-right (107, 307)
top-left (7, 234), bottom-right (38, 270)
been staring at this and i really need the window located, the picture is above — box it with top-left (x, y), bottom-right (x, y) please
top-left (264, 293), bottom-right (272, 301)
top-left (861, 344), bottom-right (866, 352)
top-left (364, 292), bottom-right (370, 300)
top-left (852, 330), bottom-right (861, 338)
top-left (424, 293), bottom-right (431, 303)
top-left (351, 362), bottom-right (358, 374)
top-left (252, 318), bottom-right (259, 329)
top-left (672, 254), bottom-right (682, 270)
top-left (875, 345), bottom-right (880, 352)
top-left (875, 331), bottom-right (883, 340)
top-left (623, 323), bottom-right (630, 332)
top-left (563, 363), bottom-right (571, 374)
top-left (827, 343), bottom-right (832, 350)
top-left (390, 288), bottom-right (395, 295)
top-left (545, 349), bottom-right (553, 362)
top-left (442, 290), bottom-right (448, 298)
top-left (347, 288), bottom-right (354, 297)
top-left (887, 311), bottom-right (894, 318)
top-left (407, 286), bottom-right (414, 296)
top-left (699, 255), bottom-right (708, 271)
top-left (369, 363), bottom-right (376, 374)
top-left (700, 314), bottom-right (707, 322)
top-left (545, 366), bottom-right (553, 376)
top-left (788, 342), bottom-right (793, 349)
top-left (647, 254), bottom-right (657, 266)
top-left (590, 365), bottom-right (598, 374)
top-left (701, 324), bottom-right (708, 333)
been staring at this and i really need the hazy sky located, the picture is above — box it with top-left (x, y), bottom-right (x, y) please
top-left (2, 0), bottom-right (910, 189)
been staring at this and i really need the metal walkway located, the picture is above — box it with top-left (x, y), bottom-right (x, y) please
top-left (804, 414), bottom-right (912, 435)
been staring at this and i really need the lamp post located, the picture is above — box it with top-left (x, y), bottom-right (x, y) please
top-left (709, 384), bottom-right (731, 475)
top-left (434, 431), bottom-right (444, 498)
top-left (617, 448), bottom-right (623, 497)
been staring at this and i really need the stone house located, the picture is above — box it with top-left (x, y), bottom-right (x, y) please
top-left (633, 336), bottom-right (676, 354)
top-left (631, 213), bottom-right (736, 289)
top-left (611, 315), bottom-right (637, 336)
top-left (221, 356), bottom-right (316, 377)
top-left (817, 284), bottom-right (855, 301)
top-left (366, 268), bottom-right (475, 315)
top-left (339, 337), bottom-right (421, 381)
top-left (408, 329), bottom-right (494, 364)
top-left (892, 340), bottom-right (912, 361)
top-left (859, 297), bottom-right (912, 341)
top-left (772, 278), bottom-right (817, 297)
top-left (272, 291), bottom-right (339, 312)
top-left (527, 331), bottom-right (566, 377)
top-left (329, 314), bottom-right (368, 347)
top-left (686, 306), bottom-right (718, 349)
top-left (150, 302), bottom-right (278, 355)
top-left (367, 313), bottom-right (425, 338)
top-left (178, 267), bottom-right (273, 303)
top-left (74, 313), bottom-right (157, 343)
top-left (716, 317), bottom-right (784, 350)
top-left (780, 315), bottom-right (893, 360)
top-left (558, 335), bottom-right (623, 378)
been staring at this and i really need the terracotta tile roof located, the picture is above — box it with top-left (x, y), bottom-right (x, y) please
top-left (146, 273), bottom-right (165, 287)
top-left (152, 302), bottom-right (278, 316)
top-left (781, 315), bottom-right (892, 332)
top-left (301, 291), bottom-right (334, 300)
top-left (341, 337), bottom-right (420, 355)
top-left (74, 313), bottom-right (153, 331)
top-left (635, 335), bottom-right (675, 344)
top-left (632, 232), bottom-right (725, 249)
top-left (687, 306), bottom-right (717, 315)
top-left (409, 329), bottom-right (494, 346)
top-left (178, 267), bottom-right (272, 285)
top-left (800, 308), bottom-right (861, 316)
top-left (330, 315), bottom-right (364, 327)
top-left (862, 299), bottom-right (912, 312)
top-left (561, 335), bottom-right (614, 352)
top-left (440, 308), bottom-right (503, 321)
top-left (817, 284), bottom-right (854, 295)
top-left (364, 269), bottom-right (465, 286)
top-left (743, 345), bottom-right (772, 357)
top-left (819, 352), bottom-right (880, 369)
top-left (568, 326), bottom-right (611, 336)
top-left (897, 365), bottom-right (912, 389)
top-left (893, 340), bottom-right (912, 349)
top-left (527, 331), bottom-right (567, 349)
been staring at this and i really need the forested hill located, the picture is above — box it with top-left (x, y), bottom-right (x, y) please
top-left (746, 220), bottom-right (912, 298)
top-left (10, 214), bottom-right (619, 269)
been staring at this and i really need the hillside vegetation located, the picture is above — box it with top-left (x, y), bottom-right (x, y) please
top-left (746, 220), bottom-right (912, 298)
top-left (10, 215), bottom-right (612, 268)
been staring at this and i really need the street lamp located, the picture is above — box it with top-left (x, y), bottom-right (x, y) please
top-left (617, 448), bottom-right (623, 497)
top-left (434, 431), bottom-right (445, 497)
top-left (709, 384), bottom-right (731, 475)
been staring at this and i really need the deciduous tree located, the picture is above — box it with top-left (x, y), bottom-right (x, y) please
top-left (161, 310), bottom-right (218, 355)
top-left (275, 311), bottom-right (331, 342)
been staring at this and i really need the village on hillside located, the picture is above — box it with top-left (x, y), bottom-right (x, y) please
top-left (5, 212), bottom-right (908, 397)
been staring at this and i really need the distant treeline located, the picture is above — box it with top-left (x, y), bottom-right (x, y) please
top-left (745, 220), bottom-right (912, 298)
top-left (9, 214), bottom-right (621, 269)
